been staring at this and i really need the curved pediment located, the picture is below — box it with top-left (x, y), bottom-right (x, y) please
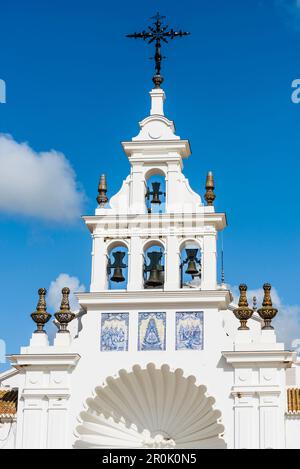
top-left (133, 115), bottom-right (180, 141)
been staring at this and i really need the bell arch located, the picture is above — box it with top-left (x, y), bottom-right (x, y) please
top-left (179, 239), bottom-right (202, 289)
top-left (144, 169), bottom-right (166, 214)
top-left (143, 240), bottom-right (165, 289)
top-left (75, 363), bottom-right (226, 449)
top-left (106, 240), bottom-right (129, 290)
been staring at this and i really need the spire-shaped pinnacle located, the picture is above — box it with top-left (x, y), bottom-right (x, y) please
top-left (257, 283), bottom-right (278, 330)
top-left (233, 284), bottom-right (254, 330)
top-left (204, 171), bottom-right (216, 206)
top-left (31, 288), bottom-right (51, 333)
top-left (97, 174), bottom-right (108, 207)
top-left (54, 287), bottom-right (75, 333)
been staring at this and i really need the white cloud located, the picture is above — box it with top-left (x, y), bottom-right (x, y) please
top-left (47, 273), bottom-right (85, 312)
top-left (0, 134), bottom-right (84, 222)
top-left (231, 285), bottom-right (300, 350)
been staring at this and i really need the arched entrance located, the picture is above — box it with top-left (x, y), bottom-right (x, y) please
top-left (75, 363), bottom-right (226, 449)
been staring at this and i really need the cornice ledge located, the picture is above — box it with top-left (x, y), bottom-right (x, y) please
top-left (231, 386), bottom-right (281, 396)
top-left (8, 353), bottom-right (81, 369)
top-left (222, 350), bottom-right (296, 365)
top-left (76, 289), bottom-right (231, 309)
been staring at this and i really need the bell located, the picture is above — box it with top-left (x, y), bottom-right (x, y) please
top-left (146, 267), bottom-right (163, 287)
top-left (185, 249), bottom-right (200, 276)
top-left (111, 267), bottom-right (125, 283)
top-left (145, 251), bottom-right (164, 287)
top-left (150, 182), bottom-right (162, 205)
top-left (109, 251), bottom-right (127, 283)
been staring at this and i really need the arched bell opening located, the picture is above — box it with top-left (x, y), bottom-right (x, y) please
top-left (144, 170), bottom-right (166, 214)
top-left (107, 243), bottom-right (128, 290)
top-left (179, 240), bottom-right (202, 289)
top-left (143, 241), bottom-right (165, 289)
top-left (75, 363), bottom-right (227, 449)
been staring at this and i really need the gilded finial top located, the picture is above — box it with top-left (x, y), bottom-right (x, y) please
top-left (59, 287), bottom-right (71, 312)
top-left (97, 174), bottom-right (108, 207)
top-left (262, 283), bottom-right (273, 307)
top-left (31, 287), bottom-right (51, 333)
top-left (204, 171), bottom-right (216, 206)
top-left (238, 284), bottom-right (249, 307)
top-left (36, 288), bottom-right (47, 312)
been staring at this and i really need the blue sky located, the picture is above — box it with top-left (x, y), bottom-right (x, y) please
top-left (1, 0), bottom-right (300, 368)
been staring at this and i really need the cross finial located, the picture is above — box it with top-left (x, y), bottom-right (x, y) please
top-left (126, 13), bottom-right (190, 88)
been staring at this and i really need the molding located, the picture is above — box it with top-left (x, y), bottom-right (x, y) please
top-left (0, 367), bottom-right (19, 383)
top-left (222, 350), bottom-right (296, 366)
top-left (122, 140), bottom-right (191, 159)
top-left (21, 388), bottom-right (71, 398)
top-left (83, 212), bottom-right (227, 233)
top-left (232, 386), bottom-right (281, 395)
top-left (76, 289), bottom-right (231, 310)
top-left (7, 354), bottom-right (81, 369)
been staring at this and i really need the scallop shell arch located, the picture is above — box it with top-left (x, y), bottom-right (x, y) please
top-left (75, 363), bottom-right (227, 449)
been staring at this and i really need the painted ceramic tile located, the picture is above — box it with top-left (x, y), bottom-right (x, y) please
top-left (101, 313), bottom-right (129, 351)
top-left (138, 312), bottom-right (166, 351)
top-left (176, 312), bottom-right (204, 350)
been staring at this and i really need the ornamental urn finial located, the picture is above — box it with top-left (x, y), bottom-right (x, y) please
top-left (257, 283), bottom-right (278, 330)
top-left (204, 171), bottom-right (216, 206)
top-left (233, 284), bottom-right (254, 330)
top-left (31, 288), bottom-right (51, 333)
top-left (54, 287), bottom-right (75, 333)
top-left (97, 174), bottom-right (108, 207)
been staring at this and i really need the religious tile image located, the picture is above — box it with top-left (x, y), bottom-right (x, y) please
top-left (101, 313), bottom-right (129, 351)
top-left (176, 312), bottom-right (204, 350)
top-left (138, 312), bottom-right (166, 351)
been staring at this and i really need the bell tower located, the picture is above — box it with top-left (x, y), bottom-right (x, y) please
top-left (86, 83), bottom-right (226, 294)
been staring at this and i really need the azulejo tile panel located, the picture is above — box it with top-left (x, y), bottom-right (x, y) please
top-left (138, 312), bottom-right (166, 351)
top-left (176, 312), bottom-right (204, 350)
top-left (101, 313), bottom-right (129, 351)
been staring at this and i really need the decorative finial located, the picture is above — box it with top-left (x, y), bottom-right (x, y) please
top-left (257, 283), bottom-right (278, 330)
top-left (233, 284), bottom-right (254, 330)
top-left (97, 174), bottom-right (108, 207)
top-left (54, 287), bottom-right (75, 333)
top-left (126, 13), bottom-right (190, 88)
top-left (204, 171), bottom-right (216, 206)
top-left (31, 288), bottom-right (51, 333)
top-left (253, 296), bottom-right (257, 312)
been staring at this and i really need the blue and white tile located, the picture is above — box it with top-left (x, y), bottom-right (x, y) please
top-left (138, 312), bottom-right (166, 351)
top-left (176, 312), bottom-right (203, 350)
top-left (101, 313), bottom-right (129, 351)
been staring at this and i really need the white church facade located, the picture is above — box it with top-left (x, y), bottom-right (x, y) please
top-left (1, 17), bottom-right (300, 446)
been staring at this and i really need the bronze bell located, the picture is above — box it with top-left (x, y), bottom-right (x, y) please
top-left (145, 251), bottom-right (164, 287)
top-left (185, 249), bottom-right (200, 276)
top-left (150, 182), bottom-right (162, 204)
top-left (147, 267), bottom-right (163, 287)
top-left (111, 267), bottom-right (125, 283)
top-left (109, 251), bottom-right (127, 283)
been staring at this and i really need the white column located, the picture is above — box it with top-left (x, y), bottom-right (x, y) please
top-left (258, 391), bottom-right (283, 449)
top-left (166, 160), bottom-right (182, 212)
top-left (201, 233), bottom-right (217, 290)
top-left (90, 235), bottom-right (108, 292)
top-left (150, 88), bottom-right (165, 115)
top-left (127, 235), bottom-right (144, 290)
top-left (233, 392), bottom-right (258, 449)
top-left (130, 161), bottom-right (146, 214)
top-left (165, 235), bottom-right (180, 290)
top-left (10, 354), bottom-right (80, 449)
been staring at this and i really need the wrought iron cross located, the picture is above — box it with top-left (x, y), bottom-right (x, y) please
top-left (126, 13), bottom-right (190, 88)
